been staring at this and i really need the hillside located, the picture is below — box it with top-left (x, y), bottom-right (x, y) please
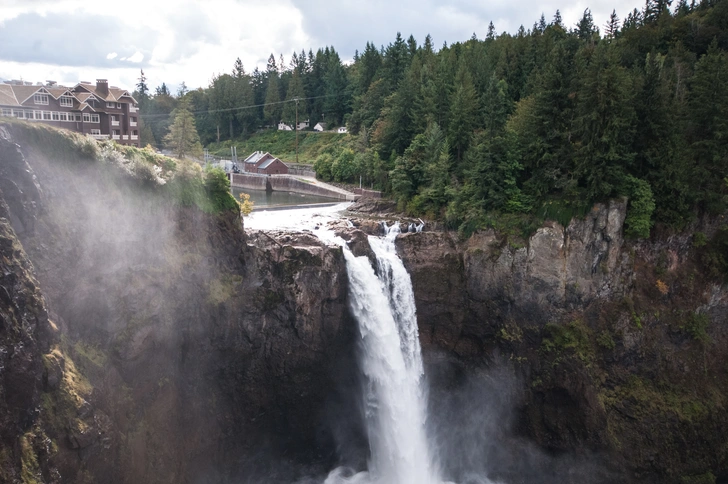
top-left (206, 129), bottom-right (358, 164)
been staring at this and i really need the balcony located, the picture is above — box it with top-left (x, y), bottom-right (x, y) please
top-left (122, 135), bottom-right (129, 140)
top-left (130, 135), bottom-right (139, 141)
top-left (111, 120), bottom-right (120, 126)
top-left (89, 134), bottom-right (110, 140)
top-left (129, 106), bottom-right (138, 113)
top-left (129, 121), bottom-right (137, 127)
top-left (112, 135), bottom-right (120, 140)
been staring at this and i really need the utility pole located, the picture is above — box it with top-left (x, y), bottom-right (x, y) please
top-left (294, 97), bottom-right (299, 164)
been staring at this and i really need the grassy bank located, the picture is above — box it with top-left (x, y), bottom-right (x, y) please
top-left (206, 130), bottom-right (358, 164)
top-left (2, 119), bottom-right (238, 215)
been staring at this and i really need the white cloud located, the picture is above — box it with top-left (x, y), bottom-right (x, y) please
top-left (106, 52), bottom-right (118, 60)
top-left (124, 52), bottom-right (145, 63)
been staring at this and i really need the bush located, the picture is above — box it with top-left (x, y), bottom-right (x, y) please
top-left (623, 175), bottom-right (655, 239)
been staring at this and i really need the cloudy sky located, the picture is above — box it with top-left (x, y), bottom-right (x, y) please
top-left (0, 0), bottom-right (646, 93)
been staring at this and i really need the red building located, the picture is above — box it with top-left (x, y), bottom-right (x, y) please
top-left (242, 151), bottom-right (289, 175)
top-left (0, 79), bottom-right (140, 147)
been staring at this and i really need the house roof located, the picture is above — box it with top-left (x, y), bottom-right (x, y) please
top-left (0, 80), bottom-right (137, 109)
top-left (0, 85), bottom-right (20, 106)
top-left (12, 85), bottom-right (48, 104)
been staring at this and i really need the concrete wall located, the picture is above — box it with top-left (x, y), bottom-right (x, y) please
top-left (229, 173), bottom-right (355, 200)
top-left (353, 188), bottom-right (383, 199)
top-left (230, 173), bottom-right (267, 191)
top-left (286, 163), bottom-right (316, 178)
top-left (269, 176), bottom-right (355, 201)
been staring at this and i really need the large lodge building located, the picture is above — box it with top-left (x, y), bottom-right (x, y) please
top-left (0, 79), bottom-right (141, 147)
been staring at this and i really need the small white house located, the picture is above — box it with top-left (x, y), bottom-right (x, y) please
top-left (313, 122), bottom-right (327, 132)
top-left (278, 122), bottom-right (293, 131)
top-left (337, 126), bottom-right (348, 134)
top-left (297, 119), bottom-right (310, 130)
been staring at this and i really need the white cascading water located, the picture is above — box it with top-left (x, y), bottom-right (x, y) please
top-left (325, 221), bottom-right (439, 484)
top-left (246, 206), bottom-right (497, 484)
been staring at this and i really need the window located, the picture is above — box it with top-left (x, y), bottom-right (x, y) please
top-left (52, 112), bottom-right (60, 121)
top-left (34, 93), bottom-right (49, 105)
top-left (117, 103), bottom-right (122, 109)
top-left (60, 96), bottom-right (74, 107)
top-left (106, 102), bottom-right (115, 108)
top-left (2, 108), bottom-right (11, 117)
top-left (25, 110), bottom-right (34, 119)
top-left (43, 111), bottom-right (51, 120)
top-left (90, 114), bottom-right (99, 123)
top-left (13, 109), bottom-right (23, 118)
top-left (75, 114), bottom-right (82, 122)
top-left (83, 113), bottom-right (90, 122)
top-left (112, 130), bottom-right (120, 136)
top-left (59, 113), bottom-right (68, 121)
top-left (34, 111), bottom-right (43, 120)
top-left (90, 129), bottom-right (101, 135)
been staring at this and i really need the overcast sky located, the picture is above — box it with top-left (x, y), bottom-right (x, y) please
top-left (0, 0), bottom-right (646, 93)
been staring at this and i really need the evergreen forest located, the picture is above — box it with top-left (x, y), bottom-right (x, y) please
top-left (135, 0), bottom-right (728, 237)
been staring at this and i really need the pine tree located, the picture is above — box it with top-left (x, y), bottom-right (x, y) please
top-left (264, 72), bottom-right (282, 125)
top-left (687, 40), bottom-right (728, 213)
top-left (282, 69), bottom-right (307, 123)
top-left (135, 69), bottom-right (149, 108)
top-left (573, 42), bottom-right (636, 200)
top-left (176, 82), bottom-right (188, 98)
top-left (576, 9), bottom-right (598, 41)
top-left (487, 22), bottom-right (496, 41)
top-left (233, 57), bottom-right (246, 78)
top-left (164, 97), bottom-right (203, 159)
top-left (605, 10), bottom-right (620, 39)
top-left (448, 62), bottom-right (478, 161)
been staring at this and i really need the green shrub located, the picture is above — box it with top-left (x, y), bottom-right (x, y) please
top-left (623, 175), bottom-right (655, 239)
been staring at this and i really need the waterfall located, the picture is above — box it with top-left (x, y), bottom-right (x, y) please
top-left (326, 222), bottom-right (439, 484)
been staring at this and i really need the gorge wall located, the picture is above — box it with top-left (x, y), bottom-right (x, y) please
top-left (1, 123), bottom-right (727, 484)
top-left (0, 125), bottom-right (361, 483)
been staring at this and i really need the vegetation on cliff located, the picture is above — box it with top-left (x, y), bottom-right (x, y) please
top-left (1, 119), bottom-right (238, 215)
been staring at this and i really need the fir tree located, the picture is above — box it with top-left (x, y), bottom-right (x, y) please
top-left (164, 97), bottom-right (203, 159)
top-left (448, 61), bottom-right (478, 161)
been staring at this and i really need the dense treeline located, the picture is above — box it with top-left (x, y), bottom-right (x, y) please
top-left (136, 0), bottom-right (728, 236)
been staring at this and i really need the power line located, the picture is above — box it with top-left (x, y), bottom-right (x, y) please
top-left (138, 93), bottom-right (340, 119)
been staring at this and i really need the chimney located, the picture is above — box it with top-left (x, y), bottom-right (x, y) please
top-left (46, 80), bottom-right (57, 87)
top-left (96, 79), bottom-right (109, 96)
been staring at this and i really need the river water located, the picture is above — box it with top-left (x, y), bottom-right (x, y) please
top-left (231, 187), bottom-right (341, 209)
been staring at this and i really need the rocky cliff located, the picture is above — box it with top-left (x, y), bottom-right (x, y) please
top-left (0, 124), bottom-right (359, 483)
top-left (389, 200), bottom-right (728, 484)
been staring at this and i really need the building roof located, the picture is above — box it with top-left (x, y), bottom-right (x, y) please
top-left (243, 151), bottom-right (270, 165)
top-left (257, 158), bottom-right (277, 170)
top-left (0, 85), bottom-right (19, 106)
top-left (11, 85), bottom-right (47, 104)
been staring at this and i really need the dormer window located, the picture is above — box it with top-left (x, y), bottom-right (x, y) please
top-left (106, 102), bottom-right (115, 108)
top-left (34, 93), bottom-right (49, 105)
top-left (60, 95), bottom-right (74, 107)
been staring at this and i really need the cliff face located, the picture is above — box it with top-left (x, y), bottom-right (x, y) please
top-left (0, 126), bottom-right (358, 483)
top-left (394, 201), bottom-right (728, 483)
